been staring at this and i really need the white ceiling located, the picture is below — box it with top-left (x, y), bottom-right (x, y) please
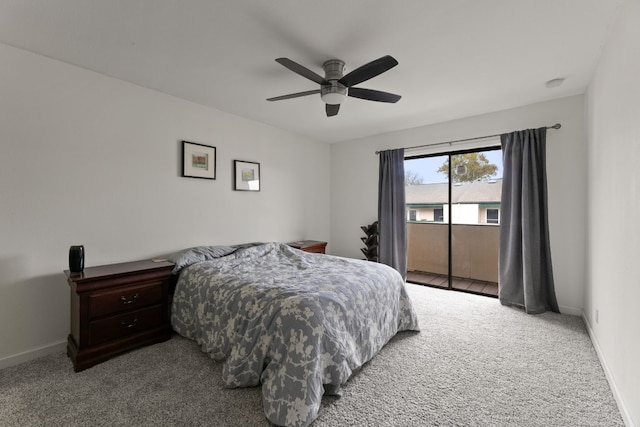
top-left (0, 0), bottom-right (624, 143)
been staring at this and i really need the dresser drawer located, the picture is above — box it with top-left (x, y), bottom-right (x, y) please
top-left (88, 281), bottom-right (163, 318)
top-left (66, 259), bottom-right (174, 371)
top-left (89, 305), bottom-right (163, 346)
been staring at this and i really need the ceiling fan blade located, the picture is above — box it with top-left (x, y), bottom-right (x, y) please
top-left (267, 89), bottom-right (320, 101)
top-left (275, 58), bottom-right (328, 85)
top-left (326, 104), bottom-right (340, 117)
top-left (338, 55), bottom-right (398, 87)
top-left (348, 87), bottom-right (401, 103)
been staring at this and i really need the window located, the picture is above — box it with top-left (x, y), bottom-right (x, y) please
top-left (434, 208), bottom-right (444, 222)
top-left (409, 210), bottom-right (417, 221)
top-left (487, 208), bottom-right (499, 224)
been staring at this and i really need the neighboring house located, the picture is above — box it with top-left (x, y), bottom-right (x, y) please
top-left (406, 179), bottom-right (502, 225)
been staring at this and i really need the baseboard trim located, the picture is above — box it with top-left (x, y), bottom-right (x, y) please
top-left (0, 340), bottom-right (67, 370)
top-left (582, 312), bottom-right (635, 427)
top-left (558, 304), bottom-right (582, 316)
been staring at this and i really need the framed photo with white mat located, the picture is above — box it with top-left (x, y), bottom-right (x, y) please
top-left (182, 141), bottom-right (216, 180)
top-left (234, 160), bottom-right (260, 191)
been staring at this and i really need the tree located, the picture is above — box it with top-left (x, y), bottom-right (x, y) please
top-left (437, 153), bottom-right (498, 183)
top-left (405, 170), bottom-right (424, 185)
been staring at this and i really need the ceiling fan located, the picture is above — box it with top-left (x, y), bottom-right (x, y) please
top-left (267, 55), bottom-right (401, 117)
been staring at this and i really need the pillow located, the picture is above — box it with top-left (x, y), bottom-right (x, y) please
top-left (230, 242), bottom-right (265, 250)
top-left (167, 245), bottom-right (236, 274)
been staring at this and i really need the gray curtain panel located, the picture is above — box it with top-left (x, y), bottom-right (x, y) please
top-left (499, 127), bottom-right (559, 314)
top-left (378, 148), bottom-right (407, 280)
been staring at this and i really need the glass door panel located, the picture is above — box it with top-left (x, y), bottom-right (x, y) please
top-left (450, 151), bottom-right (501, 296)
top-left (405, 155), bottom-right (449, 288)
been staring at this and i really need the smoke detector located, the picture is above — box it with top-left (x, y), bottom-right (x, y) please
top-left (545, 78), bottom-right (565, 88)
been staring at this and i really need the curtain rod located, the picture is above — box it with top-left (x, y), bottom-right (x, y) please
top-left (374, 123), bottom-right (561, 155)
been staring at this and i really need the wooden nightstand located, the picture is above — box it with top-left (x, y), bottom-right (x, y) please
top-left (288, 240), bottom-right (327, 254)
top-left (65, 259), bottom-right (174, 372)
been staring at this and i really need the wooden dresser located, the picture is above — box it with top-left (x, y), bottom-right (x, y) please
top-left (65, 259), bottom-right (174, 372)
top-left (287, 240), bottom-right (327, 254)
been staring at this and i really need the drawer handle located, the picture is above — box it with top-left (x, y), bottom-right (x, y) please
top-left (120, 293), bottom-right (139, 305)
top-left (121, 318), bottom-right (138, 328)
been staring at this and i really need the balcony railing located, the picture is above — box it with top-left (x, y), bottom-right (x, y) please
top-left (406, 221), bottom-right (499, 295)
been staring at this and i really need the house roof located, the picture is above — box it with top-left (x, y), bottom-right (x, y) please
top-left (406, 179), bottom-right (502, 205)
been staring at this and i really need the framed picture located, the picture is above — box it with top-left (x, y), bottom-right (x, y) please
top-left (234, 160), bottom-right (260, 191)
top-left (182, 141), bottom-right (216, 179)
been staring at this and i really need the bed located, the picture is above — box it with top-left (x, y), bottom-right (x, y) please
top-left (169, 242), bottom-right (420, 427)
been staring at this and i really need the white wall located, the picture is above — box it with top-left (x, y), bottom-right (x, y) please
top-left (586, 0), bottom-right (640, 424)
top-left (451, 204), bottom-right (481, 225)
top-left (331, 95), bottom-right (587, 315)
top-left (0, 43), bottom-right (330, 366)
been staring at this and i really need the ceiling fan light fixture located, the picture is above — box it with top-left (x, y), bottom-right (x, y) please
top-left (321, 84), bottom-right (347, 104)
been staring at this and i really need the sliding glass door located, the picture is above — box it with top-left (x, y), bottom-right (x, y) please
top-left (405, 148), bottom-right (501, 297)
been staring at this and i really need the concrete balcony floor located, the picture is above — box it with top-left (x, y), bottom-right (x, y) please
top-left (407, 270), bottom-right (498, 297)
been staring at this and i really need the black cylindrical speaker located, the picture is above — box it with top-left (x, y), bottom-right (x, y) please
top-left (69, 245), bottom-right (85, 273)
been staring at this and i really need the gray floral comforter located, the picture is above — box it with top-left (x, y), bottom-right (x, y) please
top-left (171, 242), bottom-right (420, 427)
